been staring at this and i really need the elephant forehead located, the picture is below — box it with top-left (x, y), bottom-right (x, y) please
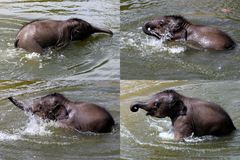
top-left (42, 98), bottom-right (56, 105)
top-left (153, 93), bottom-right (173, 102)
top-left (33, 97), bottom-right (54, 106)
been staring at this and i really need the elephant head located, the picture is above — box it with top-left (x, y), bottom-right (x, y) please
top-left (67, 18), bottom-right (113, 41)
top-left (8, 93), bottom-right (69, 121)
top-left (130, 90), bottom-right (187, 119)
top-left (142, 15), bottom-right (189, 40)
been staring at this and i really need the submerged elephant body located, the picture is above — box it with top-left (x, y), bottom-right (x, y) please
top-left (142, 15), bottom-right (235, 50)
top-left (8, 93), bottom-right (114, 133)
top-left (15, 18), bottom-right (113, 53)
top-left (130, 90), bottom-right (236, 140)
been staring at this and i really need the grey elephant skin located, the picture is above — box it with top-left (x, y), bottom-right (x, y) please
top-left (130, 90), bottom-right (236, 140)
top-left (8, 93), bottom-right (115, 133)
top-left (15, 18), bottom-right (113, 53)
top-left (143, 15), bottom-right (235, 51)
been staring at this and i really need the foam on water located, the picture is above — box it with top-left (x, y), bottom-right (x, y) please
top-left (18, 51), bottom-right (54, 69)
top-left (183, 133), bottom-right (217, 143)
top-left (0, 132), bottom-right (22, 141)
top-left (23, 52), bottom-right (41, 59)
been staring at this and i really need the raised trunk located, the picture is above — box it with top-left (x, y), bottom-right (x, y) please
top-left (8, 97), bottom-right (31, 112)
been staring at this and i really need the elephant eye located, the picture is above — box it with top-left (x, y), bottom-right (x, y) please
top-left (154, 102), bottom-right (161, 108)
top-left (158, 21), bottom-right (164, 25)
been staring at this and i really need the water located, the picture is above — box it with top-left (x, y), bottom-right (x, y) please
top-left (120, 0), bottom-right (240, 80)
top-left (0, 80), bottom-right (120, 160)
top-left (120, 80), bottom-right (240, 159)
top-left (0, 0), bottom-right (120, 80)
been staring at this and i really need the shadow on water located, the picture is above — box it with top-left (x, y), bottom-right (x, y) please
top-left (120, 80), bottom-right (240, 160)
top-left (0, 80), bottom-right (120, 160)
top-left (0, 0), bottom-right (120, 80)
top-left (120, 0), bottom-right (240, 80)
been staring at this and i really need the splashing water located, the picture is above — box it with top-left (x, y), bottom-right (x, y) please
top-left (23, 52), bottom-right (41, 59)
top-left (0, 113), bottom-right (58, 142)
top-left (158, 128), bottom-right (174, 140)
top-left (147, 117), bottom-right (174, 140)
top-left (121, 30), bottom-right (186, 57)
top-left (184, 133), bottom-right (217, 143)
top-left (18, 114), bottom-right (57, 136)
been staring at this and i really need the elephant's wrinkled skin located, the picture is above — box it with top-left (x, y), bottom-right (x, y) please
top-left (142, 15), bottom-right (235, 50)
top-left (130, 90), bottom-right (236, 140)
top-left (8, 93), bottom-right (115, 133)
top-left (15, 18), bottom-right (113, 53)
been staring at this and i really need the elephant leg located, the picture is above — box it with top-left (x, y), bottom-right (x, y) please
top-left (174, 129), bottom-right (192, 140)
top-left (173, 117), bottom-right (193, 140)
top-left (19, 39), bottom-right (44, 53)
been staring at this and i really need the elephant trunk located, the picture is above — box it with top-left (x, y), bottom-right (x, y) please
top-left (142, 22), bottom-right (162, 39)
top-left (92, 26), bottom-right (113, 35)
top-left (130, 101), bottom-right (147, 112)
top-left (142, 22), bottom-right (153, 35)
top-left (8, 97), bottom-right (32, 112)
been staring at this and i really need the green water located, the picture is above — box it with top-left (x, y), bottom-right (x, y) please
top-left (121, 0), bottom-right (240, 80)
top-left (0, 80), bottom-right (120, 160)
top-left (121, 80), bottom-right (240, 159)
top-left (0, 0), bottom-right (120, 80)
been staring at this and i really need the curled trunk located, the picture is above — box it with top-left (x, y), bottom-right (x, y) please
top-left (130, 101), bottom-right (147, 112)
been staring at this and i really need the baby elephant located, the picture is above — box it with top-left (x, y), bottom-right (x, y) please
top-left (130, 90), bottom-right (236, 140)
top-left (15, 18), bottom-right (113, 53)
top-left (8, 93), bottom-right (115, 133)
top-left (142, 15), bottom-right (235, 50)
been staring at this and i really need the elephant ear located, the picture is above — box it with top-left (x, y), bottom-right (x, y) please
top-left (168, 16), bottom-right (185, 32)
top-left (70, 27), bottom-right (81, 40)
top-left (172, 100), bottom-right (187, 116)
top-left (47, 104), bottom-right (68, 120)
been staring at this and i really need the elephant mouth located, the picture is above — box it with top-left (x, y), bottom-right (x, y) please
top-left (143, 26), bottom-right (162, 39)
top-left (148, 29), bottom-right (174, 41)
top-left (142, 23), bottom-right (173, 40)
top-left (145, 109), bottom-right (157, 116)
top-left (150, 30), bottom-right (165, 39)
top-left (33, 110), bottom-right (46, 118)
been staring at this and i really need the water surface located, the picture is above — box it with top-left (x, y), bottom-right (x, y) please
top-left (0, 80), bottom-right (120, 160)
top-left (121, 80), bottom-right (240, 159)
top-left (121, 0), bottom-right (240, 79)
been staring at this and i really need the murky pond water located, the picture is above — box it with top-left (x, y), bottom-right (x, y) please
top-left (121, 80), bottom-right (240, 159)
top-left (121, 0), bottom-right (240, 80)
top-left (0, 0), bottom-right (119, 80)
top-left (0, 80), bottom-right (120, 160)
